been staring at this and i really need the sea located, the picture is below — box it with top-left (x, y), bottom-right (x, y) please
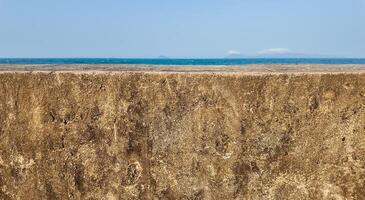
top-left (1, 58), bottom-right (365, 65)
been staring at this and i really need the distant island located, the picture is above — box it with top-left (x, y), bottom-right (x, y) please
top-left (226, 53), bottom-right (340, 59)
top-left (226, 49), bottom-right (340, 59)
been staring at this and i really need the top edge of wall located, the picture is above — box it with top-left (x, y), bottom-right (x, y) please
top-left (0, 64), bottom-right (365, 74)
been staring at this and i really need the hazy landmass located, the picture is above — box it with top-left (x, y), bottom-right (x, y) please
top-left (226, 52), bottom-right (341, 59)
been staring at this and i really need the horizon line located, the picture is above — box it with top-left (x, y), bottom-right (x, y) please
top-left (1, 57), bottom-right (365, 59)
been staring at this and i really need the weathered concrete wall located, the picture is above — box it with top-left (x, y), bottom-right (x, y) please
top-left (0, 65), bottom-right (365, 199)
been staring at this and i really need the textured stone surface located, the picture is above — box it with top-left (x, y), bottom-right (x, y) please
top-left (0, 65), bottom-right (365, 199)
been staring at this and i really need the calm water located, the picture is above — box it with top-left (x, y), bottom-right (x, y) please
top-left (1, 58), bottom-right (365, 65)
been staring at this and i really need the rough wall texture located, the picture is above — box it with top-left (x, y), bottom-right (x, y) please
top-left (0, 68), bottom-right (365, 199)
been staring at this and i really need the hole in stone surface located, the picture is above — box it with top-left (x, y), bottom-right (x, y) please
top-left (125, 162), bottom-right (142, 185)
top-left (308, 95), bottom-right (320, 112)
top-left (49, 112), bottom-right (56, 122)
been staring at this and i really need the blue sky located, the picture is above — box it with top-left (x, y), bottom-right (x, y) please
top-left (0, 0), bottom-right (364, 58)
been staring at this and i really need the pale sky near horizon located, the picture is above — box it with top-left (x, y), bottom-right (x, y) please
top-left (0, 0), bottom-right (365, 58)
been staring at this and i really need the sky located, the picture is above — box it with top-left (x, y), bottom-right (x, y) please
top-left (0, 0), bottom-right (365, 58)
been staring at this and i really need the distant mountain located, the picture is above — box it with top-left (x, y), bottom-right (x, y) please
top-left (225, 54), bottom-right (248, 59)
top-left (157, 55), bottom-right (170, 59)
top-left (225, 53), bottom-right (340, 59)
top-left (254, 53), bottom-right (340, 58)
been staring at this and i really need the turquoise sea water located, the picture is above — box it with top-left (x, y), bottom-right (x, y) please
top-left (1, 58), bottom-right (365, 65)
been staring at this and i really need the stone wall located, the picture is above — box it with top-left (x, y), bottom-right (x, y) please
top-left (0, 66), bottom-right (364, 199)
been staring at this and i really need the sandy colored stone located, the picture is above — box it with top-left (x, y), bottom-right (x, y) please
top-left (0, 65), bottom-right (364, 199)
